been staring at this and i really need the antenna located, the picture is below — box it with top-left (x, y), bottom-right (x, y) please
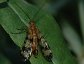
top-left (15, 2), bottom-right (46, 22)
top-left (32, 2), bottom-right (46, 20)
top-left (15, 3), bottom-right (31, 21)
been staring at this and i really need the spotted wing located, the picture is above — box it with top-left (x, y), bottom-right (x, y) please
top-left (21, 37), bottom-right (32, 61)
top-left (39, 37), bottom-right (53, 62)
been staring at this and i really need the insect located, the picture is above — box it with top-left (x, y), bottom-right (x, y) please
top-left (21, 21), bottom-right (40, 61)
top-left (15, 3), bottom-right (53, 62)
top-left (21, 21), bottom-right (53, 62)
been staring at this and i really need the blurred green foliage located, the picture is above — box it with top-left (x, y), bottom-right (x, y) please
top-left (0, 0), bottom-right (83, 64)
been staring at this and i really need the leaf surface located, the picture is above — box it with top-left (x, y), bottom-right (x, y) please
top-left (0, 0), bottom-right (77, 64)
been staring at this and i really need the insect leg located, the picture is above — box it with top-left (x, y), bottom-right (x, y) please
top-left (11, 29), bottom-right (26, 34)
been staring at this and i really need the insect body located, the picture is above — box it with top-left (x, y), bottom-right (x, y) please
top-left (21, 21), bottom-right (53, 62)
top-left (28, 21), bottom-right (40, 56)
top-left (21, 21), bottom-right (40, 61)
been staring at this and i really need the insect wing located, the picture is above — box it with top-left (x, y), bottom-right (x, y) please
top-left (21, 38), bottom-right (32, 61)
top-left (39, 37), bottom-right (53, 62)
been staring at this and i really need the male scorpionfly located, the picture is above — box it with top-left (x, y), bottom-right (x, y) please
top-left (14, 3), bottom-right (53, 62)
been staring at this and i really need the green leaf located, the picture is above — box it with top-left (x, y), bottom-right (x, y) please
top-left (0, 0), bottom-right (77, 64)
